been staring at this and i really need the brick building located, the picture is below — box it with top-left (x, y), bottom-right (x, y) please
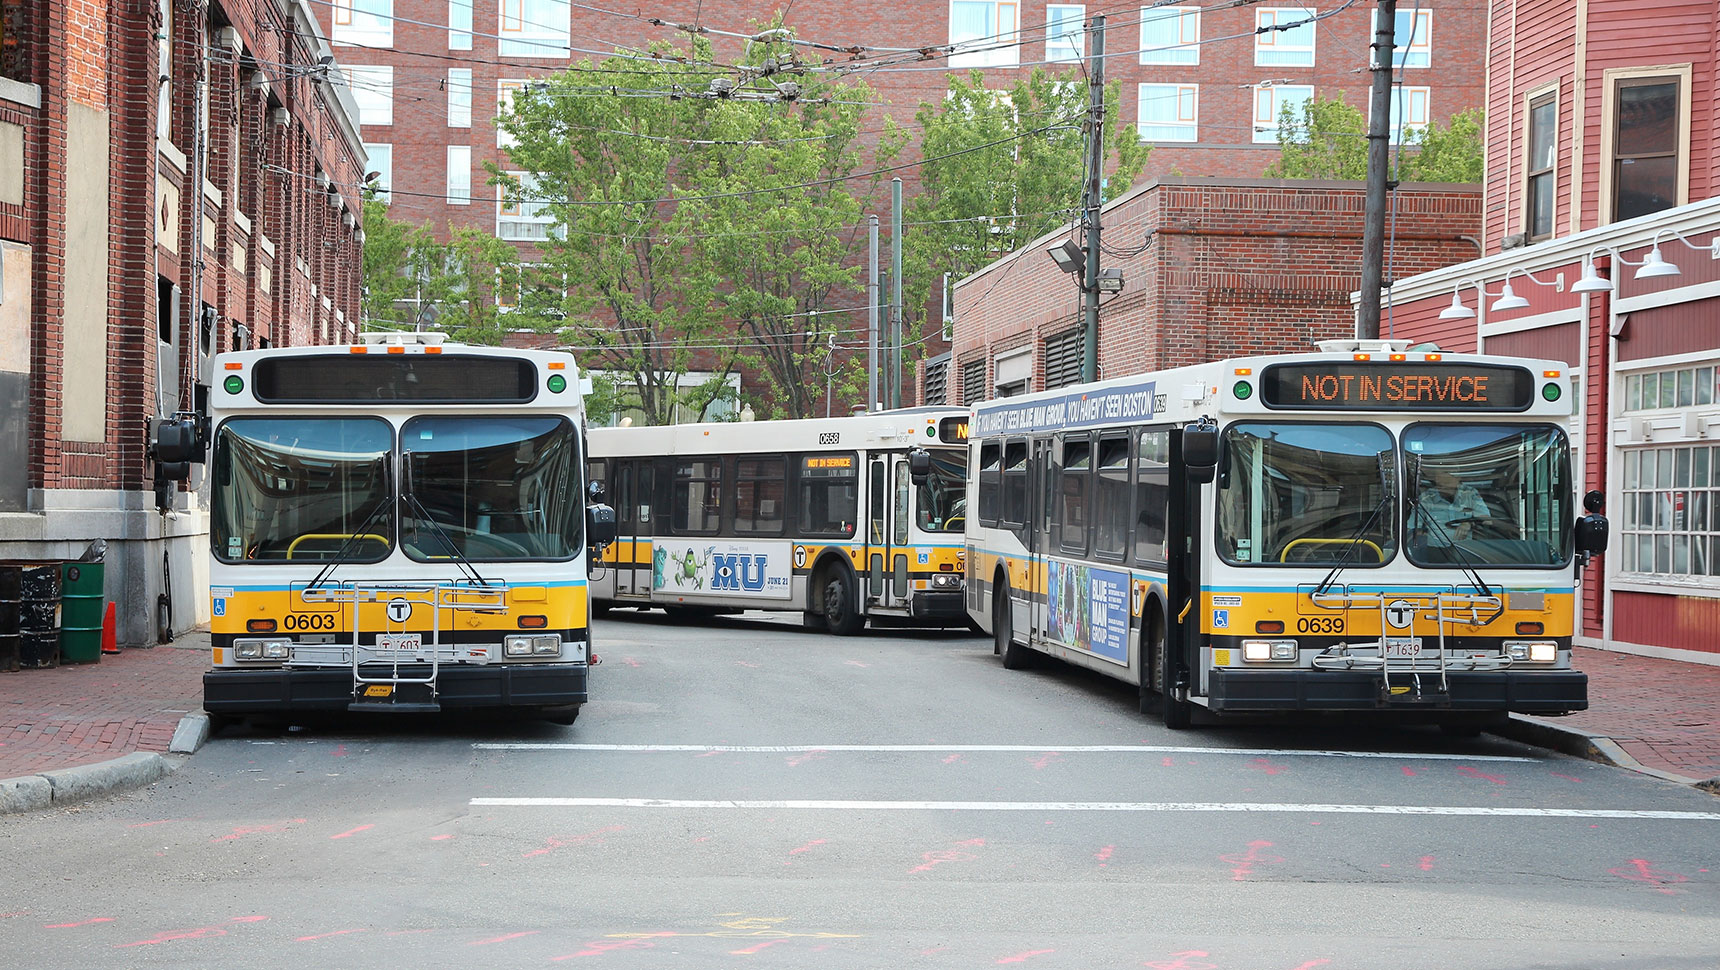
top-left (934, 176), bottom-right (1482, 404)
top-left (316, 0), bottom-right (1484, 408)
top-left (0, 0), bottom-right (368, 644)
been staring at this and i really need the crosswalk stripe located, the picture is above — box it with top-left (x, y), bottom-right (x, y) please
top-left (472, 743), bottom-right (1538, 763)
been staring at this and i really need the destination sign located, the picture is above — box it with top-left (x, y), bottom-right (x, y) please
top-left (253, 356), bottom-right (538, 404)
top-left (971, 377), bottom-right (1161, 437)
top-left (937, 416), bottom-right (970, 444)
top-left (804, 455), bottom-right (855, 471)
top-left (1260, 362), bottom-right (1535, 412)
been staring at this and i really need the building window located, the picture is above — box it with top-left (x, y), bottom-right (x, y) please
top-left (1043, 328), bottom-right (1083, 389)
top-left (961, 359), bottom-right (987, 406)
top-left (1253, 83), bottom-right (1312, 143)
top-left (496, 79), bottom-right (525, 147)
top-left (1525, 92), bottom-right (1556, 241)
top-left (446, 145), bottom-right (471, 205)
top-left (499, 0), bottom-right (568, 57)
top-left (1384, 84), bottom-right (1429, 143)
top-left (497, 171), bottom-right (558, 240)
top-left (949, 0), bottom-right (1019, 68)
top-left (1046, 4), bottom-right (1085, 62)
top-left (1620, 444), bottom-right (1719, 578)
top-left (365, 143), bottom-right (392, 204)
top-left (1613, 76), bottom-right (1681, 222)
top-left (449, 0), bottom-right (472, 50)
top-left (341, 65), bottom-right (393, 127)
top-left (448, 68), bottom-right (472, 127)
top-left (1625, 365), bottom-right (1716, 412)
top-left (1, 0), bottom-right (30, 83)
top-left (1138, 83), bottom-right (1198, 143)
top-left (331, 0), bottom-right (393, 48)
top-left (1376, 7), bottom-right (1432, 69)
top-left (1255, 6), bottom-right (1316, 68)
top-left (1139, 6), bottom-right (1199, 66)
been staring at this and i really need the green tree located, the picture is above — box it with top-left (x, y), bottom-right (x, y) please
top-left (359, 197), bottom-right (437, 329)
top-left (358, 200), bottom-right (523, 342)
top-left (1401, 107), bottom-right (1484, 182)
top-left (903, 68), bottom-right (1147, 391)
top-left (1264, 94), bottom-right (1483, 183)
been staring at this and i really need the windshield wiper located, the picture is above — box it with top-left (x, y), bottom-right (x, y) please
top-left (1313, 450), bottom-right (1395, 597)
top-left (1405, 460), bottom-right (1502, 624)
top-left (400, 449), bottom-right (492, 588)
top-left (306, 455), bottom-right (394, 591)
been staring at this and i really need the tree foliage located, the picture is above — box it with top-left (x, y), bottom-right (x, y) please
top-left (359, 198), bottom-right (525, 345)
top-left (1264, 94), bottom-right (1484, 183)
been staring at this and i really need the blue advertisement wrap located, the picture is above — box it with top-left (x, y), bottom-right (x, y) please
top-left (971, 378), bottom-right (1161, 437)
top-left (1045, 559), bottom-right (1132, 662)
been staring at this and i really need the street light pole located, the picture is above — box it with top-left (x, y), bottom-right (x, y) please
top-left (1358, 0), bottom-right (1398, 340)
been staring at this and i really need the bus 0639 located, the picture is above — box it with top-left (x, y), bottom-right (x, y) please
top-left (155, 332), bottom-right (616, 725)
top-left (587, 408), bottom-right (970, 634)
top-left (964, 340), bottom-right (1609, 732)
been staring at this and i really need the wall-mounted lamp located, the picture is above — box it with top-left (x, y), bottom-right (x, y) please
top-left (1436, 278), bottom-right (1479, 320)
top-left (1097, 267), bottom-right (1124, 293)
top-left (1572, 247), bottom-right (1615, 294)
top-left (1047, 238), bottom-right (1085, 276)
top-left (1633, 227), bottom-right (1720, 280)
top-left (1489, 268), bottom-right (1564, 313)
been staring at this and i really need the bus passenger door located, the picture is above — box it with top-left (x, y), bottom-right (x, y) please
top-left (890, 458), bottom-right (911, 604)
top-left (868, 456), bottom-right (888, 605)
top-left (615, 459), bottom-right (654, 599)
top-left (1029, 438), bottom-right (1054, 642)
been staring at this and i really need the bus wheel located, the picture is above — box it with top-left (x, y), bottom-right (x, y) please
top-left (996, 582), bottom-right (1031, 669)
top-left (820, 568), bottom-right (865, 636)
top-left (1156, 620), bottom-right (1192, 730)
top-left (1137, 613), bottom-right (1163, 716)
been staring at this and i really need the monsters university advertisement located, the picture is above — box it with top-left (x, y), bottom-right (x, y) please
top-left (653, 541), bottom-right (794, 599)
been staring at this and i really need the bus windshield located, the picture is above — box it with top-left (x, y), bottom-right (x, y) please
top-left (916, 451), bottom-right (968, 532)
top-left (1405, 423), bottom-right (1571, 567)
top-left (401, 415), bottom-right (583, 561)
top-left (211, 417), bottom-right (394, 562)
top-left (1217, 423), bottom-right (1397, 566)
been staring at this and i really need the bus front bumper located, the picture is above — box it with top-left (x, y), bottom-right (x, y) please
top-left (204, 663), bottom-right (588, 714)
top-left (1206, 668), bottom-right (1587, 715)
top-left (910, 591), bottom-right (966, 619)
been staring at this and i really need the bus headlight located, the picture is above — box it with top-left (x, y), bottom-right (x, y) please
top-left (931, 573), bottom-right (961, 589)
top-left (1241, 640), bottom-right (1297, 662)
top-left (234, 638), bottom-right (292, 661)
top-left (1505, 640), bottom-right (1557, 663)
top-left (505, 634), bottom-right (562, 658)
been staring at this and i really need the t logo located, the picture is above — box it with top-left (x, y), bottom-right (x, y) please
top-left (1385, 599), bottom-right (1415, 629)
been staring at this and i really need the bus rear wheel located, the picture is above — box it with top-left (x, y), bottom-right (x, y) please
top-left (996, 582), bottom-right (1031, 669)
top-left (1153, 617), bottom-right (1191, 729)
top-left (820, 568), bottom-right (865, 636)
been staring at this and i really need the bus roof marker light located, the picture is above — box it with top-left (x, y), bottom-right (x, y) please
top-left (1353, 353), bottom-right (1371, 361)
top-left (349, 346), bottom-right (367, 354)
top-left (224, 361), bottom-right (243, 370)
top-left (1543, 370), bottom-right (1561, 378)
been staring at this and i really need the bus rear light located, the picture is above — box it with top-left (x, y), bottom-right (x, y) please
top-left (1515, 621), bottom-right (1544, 635)
top-left (1241, 639), bottom-right (1296, 662)
top-left (1255, 620), bottom-right (1284, 634)
top-left (246, 618), bottom-right (278, 633)
top-left (518, 614), bottom-right (547, 629)
top-left (939, 562), bottom-right (953, 572)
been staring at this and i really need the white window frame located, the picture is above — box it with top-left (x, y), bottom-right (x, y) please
top-left (365, 143), bottom-right (393, 204)
top-left (1383, 84), bottom-right (1430, 143)
top-left (1252, 83), bottom-right (1312, 143)
top-left (1255, 6), bottom-right (1317, 68)
top-left (497, 171), bottom-right (558, 241)
top-left (499, 0), bottom-right (569, 58)
top-left (1137, 83), bottom-right (1198, 143)
top-left (448, 68), bottom-right (472, 127)
top-left (449, 0), bottom-right (473, 50)
top-left (331, 0), bottom-right (393, 48)
top-left (1046, 4), bottom-right (1085, 62)
top-left (496, 79), bottom-right (525, 148)
top-left (1139, 6), bottom-right (1199, 66)
top-left (341, 65), bottom-right (394, 127)
top-left (446, 145), bottom-right (472, 205)
top-left (949, 0), bottom-right (1020, 69)
top-left (1374, 7), bottom-right (1432, 69)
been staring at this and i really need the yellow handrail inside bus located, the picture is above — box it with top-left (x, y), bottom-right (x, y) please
top-left (286, 533), bottom-right (390, 559)
top-left (1281, 538), bottom-right (1383, 563)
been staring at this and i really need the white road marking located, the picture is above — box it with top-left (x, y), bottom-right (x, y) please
top-left (468, 797), bottom-right (1720, 820)
top-left (472, 743), bottom-right (1538, 763)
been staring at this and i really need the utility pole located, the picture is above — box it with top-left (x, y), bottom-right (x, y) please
top-left (1080, 15), bottom-right (1106, 383)
top-left (1358, 0), bottom-right (1398, 340)
top-left (890, 177), bottom-right (904, 409)
top-left (867, 215), bottom-right (880, 410)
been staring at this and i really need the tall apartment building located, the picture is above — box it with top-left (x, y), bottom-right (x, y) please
top-left (320, 1), bottom-right (1483, 408)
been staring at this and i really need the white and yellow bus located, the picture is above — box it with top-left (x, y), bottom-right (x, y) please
top-left (587, 408), bottom-right (970, 633)
top-left (188, 332), bottom-right (614, 724)
top-left (965, 340), bottom-right (1608, 730)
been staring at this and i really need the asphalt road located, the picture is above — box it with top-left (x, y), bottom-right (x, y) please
top-left (2, 610), bottom-right (1717, 969)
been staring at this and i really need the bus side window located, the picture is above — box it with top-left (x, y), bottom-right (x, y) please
top-left (1059, 435), bottom-right (1091, 556)
top-left (1094, 434), bottom-right (1130, 561)
top-left (795, 452), bottom-right (858, 538)
top-left (977, 441), bottom-right (1003, 526)
top-left (672, 457), bottom-right (722, 534)
top-left (1134, 429), bottom-right (1170, 565)
top-left (1002, 440), bottom-right (1028, 528)
top-left (735, 457), bottom-right (786, 536)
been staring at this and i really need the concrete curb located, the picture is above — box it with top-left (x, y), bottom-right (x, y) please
top-left (1493, 713), bottom-right (1712, 788)
top-left (0, 713), bottom-right (210, 816)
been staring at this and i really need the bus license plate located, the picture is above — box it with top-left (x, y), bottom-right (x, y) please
top-left (1383, 638), bottom-right (1423, 659)
top-left (376, 633), bottom-right (422, 652)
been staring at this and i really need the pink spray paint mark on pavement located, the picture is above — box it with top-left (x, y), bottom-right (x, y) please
top-left (1162, 757), bottom-right (1176, 767)
top-left (789, 839), bottom-right (827, 855)
top-left (330, 824), bottom-right (374, 840)
top-left (1550, 772), bottom-right (1585, 783)
top-left (331, 745), bottom-right (348, 757)
top-left (845, 660), bottom-right (870, 667)
top-left (297, 928), bottom-right (369, 941)
top-left (1418, 855), bottom-right (1436, 871)
top-left (1095, 845), bottom-right (1115, 865)
top-left (1456, 765), bottom-right (1507, 785)
top-left (1142, 950), bottom-right (1218, 970)
top-left (1401, 766), bottom-right (1418, 777)
top-left (1288, 961), bottom-right (1333, 969)
top-left (1221, 839), bottom-right (1284, 881)
top-left (213, 820), bottom-right (306, 841)
top-left (1248, 757), bottom-right (1287, 775)
top-left (731, 938), bottom-right (788, 955)
top-left (471, 931), bottom-right (540, 945)
top-left (622, 658), bottom-right (641, 667)
top-left (553, 938), bottom-right (660, 960)
top-left (116, 915), bottom-right (269, 948)
top-left (44, 917), bottom-right (115, 928)
top-left (734, 660), bottom-right (761, 668)
top-left (997, 949), bottom-right (1055, 963)
top-left (1610, 859), bottom-right (1689, 894)
top-left (943, 753), bottom-right (964, 764)
top-left (1029, 752), bottom-right (1061, 770)
top-left (786, 749), bottom-right (828, 768)
top-left (431, 834), bottom-right (454, 841)
top-left (522, 825), bottom-right (625, 858)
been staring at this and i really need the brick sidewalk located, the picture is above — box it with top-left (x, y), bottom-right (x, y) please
top-left (0, 637), bottom-right (207, 780)
top-left (1550, 646), bottom-right (1720, 782)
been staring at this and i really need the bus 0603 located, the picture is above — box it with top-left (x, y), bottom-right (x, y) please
top-left (159, 332), bottom-right (616, 725)
top-left (587, 408), bottom-right (970, 634)
top-left (964, 340), bottom-right (1609, 732)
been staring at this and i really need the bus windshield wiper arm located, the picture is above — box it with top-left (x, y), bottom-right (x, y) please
top-left (400, 449), bottom-right (491, 588)
top-left (307, 455), bottom-right (393, 591)
top-left (1314, 451), bottom-right (1395, 597)
top-left (1406, 487), bottom-right (1499, 618)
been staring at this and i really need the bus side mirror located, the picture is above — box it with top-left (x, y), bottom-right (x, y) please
top-left (1182, 426), bottom-right (1218, 484)
top-left (587, 479), bottom-right (607, 503)
top-left (151, 417), bottom-right (203, 464)
top-left (908, 449), bottom-right (931, 485)
top-left (586, 503), bottom-right (616, 551)
top-left (1574, 489), bottom-right (1608, 565)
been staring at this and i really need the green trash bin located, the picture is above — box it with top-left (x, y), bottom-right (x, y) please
top-left (60, 561), bottom-right (105, 664)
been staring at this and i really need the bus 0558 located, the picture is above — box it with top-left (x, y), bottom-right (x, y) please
top-left (165, 332), bottom-right (616, 725)
top-left (587, 408), bottom-right (970, 634)
top-left (964, 340), bottom-right (1609, 731)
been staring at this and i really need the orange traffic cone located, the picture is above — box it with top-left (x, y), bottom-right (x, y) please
top-left (101, 601), bottom-right (119, 654)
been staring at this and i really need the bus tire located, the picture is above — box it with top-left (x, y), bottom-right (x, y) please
top-left (996, 580), bottom-right (1031, 670)
top-left (819, 567), bottom-right (865, 636)
top-left (1157, 617), bottom-right (1192, 730)
top-left (1137, 610), bottom-right (1164, 716)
